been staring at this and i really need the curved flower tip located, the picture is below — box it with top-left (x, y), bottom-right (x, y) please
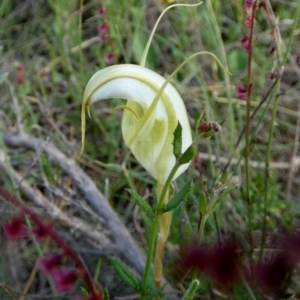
top-left (81, 64), bottom-right (192, 184)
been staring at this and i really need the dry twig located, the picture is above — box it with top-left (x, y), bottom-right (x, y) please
top-left (1, 132), bottom-right (146, 275)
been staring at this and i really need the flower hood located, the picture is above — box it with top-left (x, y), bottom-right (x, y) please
top-left (81, 64), bottom-right (192, 184)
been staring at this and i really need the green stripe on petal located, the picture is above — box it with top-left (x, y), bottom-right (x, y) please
top-left (81, 64), bottom-right (192, 184)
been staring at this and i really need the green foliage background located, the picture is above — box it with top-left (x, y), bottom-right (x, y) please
top-left (0, 0), bottom-right (300, 298)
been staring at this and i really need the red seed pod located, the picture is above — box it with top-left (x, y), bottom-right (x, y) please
top-left (199, 122), bottom-right (209, 133)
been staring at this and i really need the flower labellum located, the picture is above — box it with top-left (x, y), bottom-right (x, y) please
top-left (81, 64), bottom-right (192, 184)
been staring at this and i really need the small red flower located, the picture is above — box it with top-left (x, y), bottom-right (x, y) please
top-left (176, 242), bottom-right (210, 277)
top-left (236, 85), bottom-right (247, 100)
top-left (251, 253), bottom-right (291, 294)
top-left (104, 53), bottom-right (114, 65)
top-left (38, 254), bottom-right (63, 275)
top-left (53, 269), bottom-right (78, 292)
top-left (175, 240), bottom-right (241, 288)
top-left (32, 224), bottom-right (51, 240)
top-left (97, 23), bottom-right (108, 33)
top-left (97, 7), bottom-right (105, 16)
top-left (3, 214), bottom-right (27, 239)
top-left (244, 15), bottom-right (253, 28)
top-left (243, 0), bottom-right (255, 28)
top-left (240, 35), bottom-right (251, 51)
top-left (205, 242), bottom-right (241, 288)
top-left (99, 33), bottom-right (107, 43)
top-left (244, 0), bottom-right (254, 9)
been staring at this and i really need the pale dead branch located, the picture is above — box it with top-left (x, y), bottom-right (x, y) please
top-left (1, 132), bottom-right (146, 275)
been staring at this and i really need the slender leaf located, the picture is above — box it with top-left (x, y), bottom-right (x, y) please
top-left (178, 145), bottom-right (195, 165)
top-left (111, 257), bottom-right (140, 290)
top-left (182, 279), bottom-right (199, 300)
top-left (199, 191), bottom-right (207, 215)
top-left (172, 121), bottom-right (183, 159)
top-left (79, 287), bottom-right (89, 297)
top-left (103, 288), bottom-right (110, 300)
top-left (127, 189), bottom-right (153, 215)
top-left (164, 180), bottom-right (192, 212)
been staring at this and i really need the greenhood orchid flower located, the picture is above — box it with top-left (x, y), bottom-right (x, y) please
top-left (81, 64), bottom-right (192, 184)
top-left (80, 2), bottom-right (209, 185)
top-left (79, 2), bottom-right (230, 292)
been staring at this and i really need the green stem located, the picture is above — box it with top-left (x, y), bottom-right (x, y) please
top-left (157, 165), bottom-right (180, 210)
top-left (140, 163), bottom-right (180, 296)
top-left (141, 215), bottom-right (159, 296)
top-left (140, 2), bottom-right (203, 67)
top-left (198, 214), bottom-right (208, 242)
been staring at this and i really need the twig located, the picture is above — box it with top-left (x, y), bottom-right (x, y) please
top-left (2, 132), bottom-right (146, 275)
top-left (197, 152), bottom-right (299, 170)
top-left (19, 236), bottom-right (51, 300)
top-left (0, 148), bottom-right (113, 252)
top-left (19, 172), bottom-right (82, 300)
top-left (0, 186), bottom-right (102, 299)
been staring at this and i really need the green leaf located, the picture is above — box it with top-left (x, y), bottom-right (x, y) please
top-left (41, 154), bottom-right (54, 182)
top-left (111, 257), bottom-right (140, 290)
top-left (182, 279), bottom-right (199, 300)
top-left (79, 287), bottom-right (89, 297)
top-left (127, 189), bottom-right (153, 215)
top-left (103, 288), bottom-right (110, 300)
top-left (164, 180), bottom-right (193, 212)
top-left (228, 49), bottom-right (247, 72)
top-left (199, 191), bottom-right (207, 215)
top-left (172, 122), bottom-right (183, 159)
top-left (178, 145), bottom-right (195, 165)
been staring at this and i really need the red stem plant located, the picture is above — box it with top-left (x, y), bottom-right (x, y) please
top-left (0, 186), bottom-right (103, 300)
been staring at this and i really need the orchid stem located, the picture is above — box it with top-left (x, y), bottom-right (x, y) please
top-left (141, 163), bottom-right (180, 297)
top-left (141, 215), bottom-right (159, 297)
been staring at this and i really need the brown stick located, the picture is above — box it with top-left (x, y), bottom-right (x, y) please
top-left (0, 152), bottom-right (113, 252)
top-left (2, 132), bottom-right (146, 275)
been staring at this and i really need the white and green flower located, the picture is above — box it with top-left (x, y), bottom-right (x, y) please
top-left (81, 64), bottom-right (192, 184)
